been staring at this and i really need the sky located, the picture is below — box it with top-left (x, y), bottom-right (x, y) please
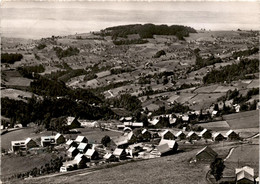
top-left (1, 1), bottom-right (259, 39)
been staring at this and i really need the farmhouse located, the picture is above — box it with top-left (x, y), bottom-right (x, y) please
top-left (67, 147), bottom-right (79, 158)
top-left (181, 115), bottom-right (190, 123)
top-left (67, 116), bottom-right (81, 128)
top-left (11, 138), bottom-right (37, 152)
top-left (113, 148), bottom-right (127, 160)
top-left (60, 154), bottom-right (88, 172)
top-left (85, 149), bottom-right (99, 160)
top-left (235, 166), bottom-right (254, 177)
top-left (212, 132), bottom-right (225, 141)
top-left (103, 153), bottom-right (118, 162)
top-left (187, 131), bottom-right (200, 140)
top-left (226, 130), bottom-right (239, 140)
top-left (120, 117), bottom-right (133, 122)
top-left (199, 129), bottom-right (212, 139)
top-left (196, 146), bottom-right (218, 162)
top-left (159, 130), bottom-right (176, 140)
top-left (75, 135), bottom-right (88, 144)
top-left (55, 133), bottom-right (66, 144)
top-left (175, 131), bottom-right (186, 140)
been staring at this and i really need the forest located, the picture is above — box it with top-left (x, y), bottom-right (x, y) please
top-left (203, 59), bottom-right (259, 84)
top-left (1, 53), bottom-right (23, 64)
top-left (101, 24), bottom-right (197, 40)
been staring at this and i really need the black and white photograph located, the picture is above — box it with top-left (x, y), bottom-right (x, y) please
top-left (0, 0), bottom-right (259, 183)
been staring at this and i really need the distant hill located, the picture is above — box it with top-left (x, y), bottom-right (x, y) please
top-left (101, 24), bottom-right (197, 40)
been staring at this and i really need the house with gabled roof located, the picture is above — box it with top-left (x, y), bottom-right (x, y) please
top-left (67, 116), bottom-right (81, 128)
top-left (67, 146), bottom-right (79, 158)
top-left (159, 130), bottom-right (176, 140)
top-left (235, 166), bottom-right (254, 177)
top-left (158, 139), bottom-right (178, 152)
top-left (236, 170), bottom-right (254, 184)
top-left (212, 132), bottom-right (225, 142)
top-left (65, 139), bottom-right (77, 149)
top-left (226, 130), bottom-right (239, 140)
top-left (85, 149), bottom-right (99, 160)
top-left (187, 131), bottom-right (200, 140)
top-left (55, 133), bottom-right (66, 145)
top-left (11, 138), bottom-right (37, 152)
top-left (75, 135), bottom-right (88, 144)
top-left (103, 153), bottom-right (118, 162)
top-left (199, 129), bottom-right (212, 139)
top-left (196, 146), bottom-right (218, 162)
top-left (156, 143), bottom-right (172, 156)
top-left (175, 131), bottom-right (186, 140)
top-left (60, 153), bottom-right (88, 172)
top-left (113, 148), bottom-right (127, 160)
top-left (41, 133), bottom-right (65, 147)
top-left (77, 143), bottom-right (90, 153)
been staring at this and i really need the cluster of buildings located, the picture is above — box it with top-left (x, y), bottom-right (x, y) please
top-left (11, 133), bottom-right (65, 152)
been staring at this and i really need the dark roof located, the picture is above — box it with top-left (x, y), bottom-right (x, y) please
top-left (196, 146), bottom-right (218, 158)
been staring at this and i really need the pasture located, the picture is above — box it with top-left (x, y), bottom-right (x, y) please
top-left (223, 144), bottom-right (259, 176)
top-left (21, 147), bottom-right (210, 184)
top-left (223, 110), bottom-right (259, 129)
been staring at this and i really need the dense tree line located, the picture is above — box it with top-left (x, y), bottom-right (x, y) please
top-left (1, 53), bottom-right (23, 64)
top-left (110, 68), bottom-right (134, 75)
top-left (1, 96), bottom-right (115, 128)
top-left (18, 65), bottom-right (45, 79)
top-left (232, 47), bottom-right (259, 59)
top-left (108, 94), bottom-right (142, 113)
top-left (53, 46), bottom-right (80, 59)
top-left (113, 39), bottom-right (148, 45)
top-left (101, 24), bottom-right (197, 40)
top-left (195, 54), bottom-right (222, 69)
top-left (203, 59), bottom-right (259, 84)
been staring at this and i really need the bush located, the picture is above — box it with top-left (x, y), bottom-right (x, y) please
top-left (154, 50), bottom-right (166, 58)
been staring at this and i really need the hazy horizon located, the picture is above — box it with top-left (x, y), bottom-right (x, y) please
top-left (1, 1), bottom-right (259, 39)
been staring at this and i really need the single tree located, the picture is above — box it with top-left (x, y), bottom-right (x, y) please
top-left (101, 135), bottom-right (111, 147)
top-left (210, 158), bottom-right (225, 182)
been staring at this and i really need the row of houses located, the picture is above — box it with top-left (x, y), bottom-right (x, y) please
top-left (11, 133), bottom-right (66, 152)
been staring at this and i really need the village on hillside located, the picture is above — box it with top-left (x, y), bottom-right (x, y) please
top-left (1, 21), bottom-right (259, 184)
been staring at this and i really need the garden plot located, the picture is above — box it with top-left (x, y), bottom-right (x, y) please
top-left (197, 121), bottom-right (230, 131)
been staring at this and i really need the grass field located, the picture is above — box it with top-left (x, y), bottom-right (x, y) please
top-left (246, 79), bottom-right (259, 89)
top-left (1, 153), bottom-right (61, 178)
top-left (197, 121), bottom-right (230, 131)
top-left (223, 110), bottom-right (259, 129)
top-left (1, 88), bottom-right (33, 101)
top-left (20, 147), bottom-right (210, 184)
top-left (223, 144), bottom-right (259, 176)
